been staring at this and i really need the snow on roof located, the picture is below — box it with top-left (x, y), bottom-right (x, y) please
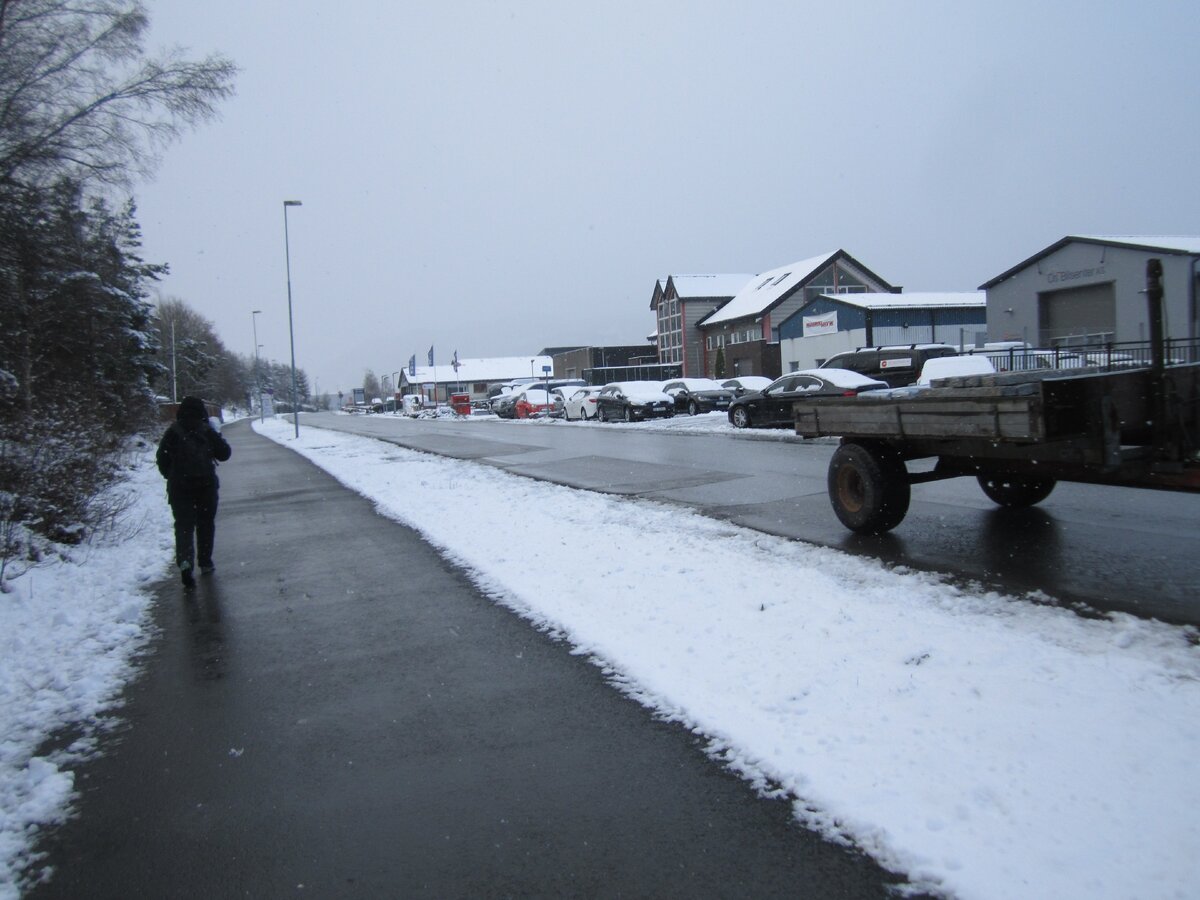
top-left (406, 356), bottom-right (552, 385)
top-left (668, 274), bottom-right (754, 299)
top-left (701, 252), bottom-right (838, 327)
top-left (1071, 235), bottom-right (1200, 254)
top-left (818, 291), bottom-right (986, 310)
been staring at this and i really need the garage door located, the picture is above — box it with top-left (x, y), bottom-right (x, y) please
top-left (1038, 282), bottom-right (1115, 346)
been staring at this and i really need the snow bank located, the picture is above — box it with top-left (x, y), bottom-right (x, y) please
top-left (0, 449), bottom-right (172, 899)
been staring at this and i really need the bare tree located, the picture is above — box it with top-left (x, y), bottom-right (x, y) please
top-left (0, 0), bottom-right (237, 190)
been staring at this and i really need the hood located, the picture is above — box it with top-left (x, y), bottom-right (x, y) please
top-left (177, 396), bottom-right (208, 425)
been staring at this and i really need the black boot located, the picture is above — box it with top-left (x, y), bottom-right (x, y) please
top-left (180, 560), bottom-right (195, 587)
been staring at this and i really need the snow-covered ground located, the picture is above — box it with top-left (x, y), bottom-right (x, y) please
top-left (1, 414), bottom-right (1197, 899)
top-left (0, 446), bottom-right (174, 899)
top-left (256, 416), bottom-right (1200, 899)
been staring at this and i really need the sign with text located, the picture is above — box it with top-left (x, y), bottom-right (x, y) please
top-left (802, 311), bottom-right (838, 337)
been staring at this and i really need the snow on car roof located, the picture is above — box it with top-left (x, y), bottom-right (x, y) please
top-left (918, 355), bottom-right (996, 385)
top-left (667, 378), bottom-right (726, 390)
top-left (796, 367), bottom-right (888, 389)
top-left (608, 381), bottom-right (671, 399)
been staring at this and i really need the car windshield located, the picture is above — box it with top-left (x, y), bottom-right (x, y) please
top-left (725, 376), bottom-right (770, 390)
top-left (669, 378), bottom-right (725, 391)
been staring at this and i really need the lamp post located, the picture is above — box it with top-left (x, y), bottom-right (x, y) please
top-left (392, 370), bottom-right (400, 412)
top-left (283, 200), bottom-right (302, 438)
top-left (251, 309), bottom-right (263, 422)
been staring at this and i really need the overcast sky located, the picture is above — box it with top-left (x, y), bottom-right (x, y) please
top-left (137, 0), bottom-right (1199, 397)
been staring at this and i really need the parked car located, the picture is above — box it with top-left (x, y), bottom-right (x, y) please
top-left (721, 376), bottom-right (772, 397)
top-left (595, 382), bottom-right (675, 422)
top-left (561, 386), bottom-right (603, 420)
top-left (514, 387), bottom-right (554, 418)
top-left (819, 344), bottom-right (958, 388)
top-left (491, 387), bottom-right (522, 418)
top-left (494, 379), bottom-right (585, 418)
top-left (660, 378), bottom-right (735, 415)
top-left (728, 369), bottom-right (890, 429)
top-left (917, 355), bottom-right (995, 385)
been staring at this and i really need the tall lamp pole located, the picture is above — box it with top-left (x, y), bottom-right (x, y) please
top-left (283, 200), bottom-right (303, 438)
top-left (251, 309), bottom-right (263, 422)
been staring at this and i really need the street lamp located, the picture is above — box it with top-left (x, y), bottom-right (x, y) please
top-left (251, 309), bottom-right (263, 422)
top-left (283, 200), bottom-right (302, 438)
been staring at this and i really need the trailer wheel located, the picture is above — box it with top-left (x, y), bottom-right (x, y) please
top-left (977, 475), bottom-right (1056, 508)
top-left (828, 442), bottom-right (911, 534)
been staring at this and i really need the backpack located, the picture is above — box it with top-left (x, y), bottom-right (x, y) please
top-left (169, 422), bottom-right (216, 479)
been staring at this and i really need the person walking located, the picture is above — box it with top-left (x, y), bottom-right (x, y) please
top-left (156, 396), bottom-right (232, 587)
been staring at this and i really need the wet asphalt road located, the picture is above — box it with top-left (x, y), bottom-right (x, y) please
top-left (28, 421), bottom-right (910, 898)
top-left (307, 412), bottom-right (1200, 626)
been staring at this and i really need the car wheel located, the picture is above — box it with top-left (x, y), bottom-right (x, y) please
top-left (688, 400), bottom-right (699, 416)
top-left (730, 406), bottom-right (751, 428)
top-left (624, 406), bottom-right (633, 422)
top-left (598, 406), bottom-right (608, 422)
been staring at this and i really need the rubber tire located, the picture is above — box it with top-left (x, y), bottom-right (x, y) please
top-left (598, 407), bottom-right (608, 422)
top-left (828, 442), bottom-right (911, 534)
top-left (688, 401), bottom-right (699, 416)
top-left (624, 407), bottom-right (633, 423)
top-left (730, 407), bottom-right (750, 429)
top-left (977, 475), bottom-right (1056, 507)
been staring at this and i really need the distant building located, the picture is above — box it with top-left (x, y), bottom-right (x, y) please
top-left (981, 235), bottom-right (1200, 346)
top-left (779, 292), bottom-right (987, 370)
top-left (697, 251), bottom-right (896, 379)
top-left (400, 355), bottom-right (552, 403)
top-left (651, 274), bottom-right (752, 377)
top-left (551, 345), bottom-right (661, 384)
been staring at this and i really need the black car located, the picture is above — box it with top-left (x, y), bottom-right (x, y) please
top-left (594, 382), bottom-right (675, 422)
top-left (660, 379), bottom-right (735, 415)
top-left (727, 369), bottom-right (889, 429)
top-left (819, 344), bottom-right (958, 388)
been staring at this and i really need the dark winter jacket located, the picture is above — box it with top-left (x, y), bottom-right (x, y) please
top-left (156, 397), bottom-right (232, 484)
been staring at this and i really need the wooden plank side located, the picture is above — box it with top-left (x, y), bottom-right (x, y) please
top-left (795, 395), bottom-right (1043, 441)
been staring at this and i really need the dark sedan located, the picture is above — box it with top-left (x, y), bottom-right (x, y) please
top-left (727, 369), bottom-right (889, 429)
top-left (595, 382), bottom-right (676, 422)
top-left (660, 379), bottom-right (735, 415)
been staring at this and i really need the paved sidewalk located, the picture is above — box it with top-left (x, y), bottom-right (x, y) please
top-left (29, 421), bottom-right (904, 898)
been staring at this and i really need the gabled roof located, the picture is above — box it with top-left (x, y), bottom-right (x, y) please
top-left (699, 250), bottom-right (896, 327)
top-left (403, 356), bottom-right (552, 385)
top-left (667, 273), bottom-right (753, 300)
top-left (980, 235), bottom-right (1200, 289)
top-left (649, 277), bottom-right (668, 310)
top-left (699, 251), bottom-right (837, 327)
top-left (815, 291), bottom-right (985, 310)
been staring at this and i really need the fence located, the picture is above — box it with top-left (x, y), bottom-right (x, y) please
top-left (967, 337), bottom-right (1200, 373)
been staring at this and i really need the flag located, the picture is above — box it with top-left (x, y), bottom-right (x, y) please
top-left (408, 354), bottom-right (416, 376)
top-left (427, 345), bottom-right (434, 367)
top-left (451, 350), bottom-right (460, 372)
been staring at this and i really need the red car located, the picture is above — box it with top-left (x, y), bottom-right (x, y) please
top-left (514, 388), bottom-right (554, 419)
